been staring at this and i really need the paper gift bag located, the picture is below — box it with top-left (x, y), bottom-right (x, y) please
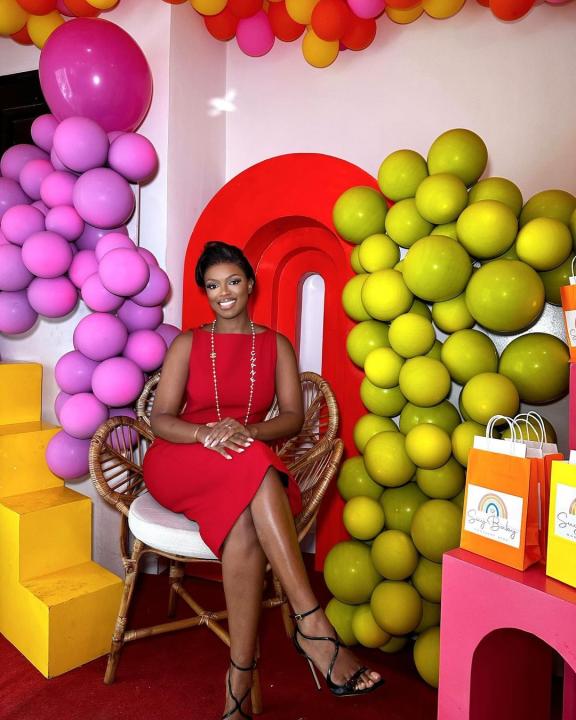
top-left (570, 364), bottom-right (576, 452)
top-left (560, 260), bottom-right (576, 361)
top-left (546, 460), bottom-right (576, 588)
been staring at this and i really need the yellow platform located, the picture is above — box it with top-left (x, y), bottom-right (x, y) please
top-left (0, 362), bottom-right (122, 677)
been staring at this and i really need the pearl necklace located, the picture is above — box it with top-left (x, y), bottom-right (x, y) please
top-left (210, 319), bottom-right (257, 426)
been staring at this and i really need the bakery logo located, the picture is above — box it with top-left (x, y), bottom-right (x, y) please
top-left (554, 486), bottom-right (576, 543)
top-left (464, 485), bottom-right (522, 549)
top-left (478, 493), bottom-right (508, 519)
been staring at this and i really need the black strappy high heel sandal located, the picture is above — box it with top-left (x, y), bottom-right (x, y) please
top-left (222, 658), bottom-right (256, 720)
top-left (291, 605), bottom-right (385, 697)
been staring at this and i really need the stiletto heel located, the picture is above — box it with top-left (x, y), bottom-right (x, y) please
top-left (291, 605), bottom-right (385, 698)
top-left (222, 657), bottom-right (256, 720)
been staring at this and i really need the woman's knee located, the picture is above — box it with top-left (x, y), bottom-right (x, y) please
top-left (227, 506), bottom-right (260, 550)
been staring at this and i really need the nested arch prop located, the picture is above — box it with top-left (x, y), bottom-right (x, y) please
top-left (182, 153), bottom-right (378, 565)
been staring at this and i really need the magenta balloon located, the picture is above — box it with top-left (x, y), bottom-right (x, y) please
top-left (156, 322), bottom-right (181, 349)
top-left (76, 222), bottom-right (127, 251)
top-left (1, 204), bottom-right (45, 246)
top-left (32, 200), bottom-right (49, 215)
top-left (45, 205), bottom-right (84, 240)
top-left (73, 168), bottom-right (135, 228)
top-left (31, 114), bottom-right (59, 152)
top-left (73, 311), bottom-right (128, 360)
top-left (137, 247), bottom-right (159, 267)
top-left (55, 390), bottom-right (72, 421)
top-left (0, 178), bottom-right (30, 221)
top-left (117, 300), bottom-right (163, 332)
top-left (59, 391), bottom-right (109, 439)
top-left (81, 272), bottom-right (123, 312)
top-left (40, 170), bottom-right (77, 208)
top-left (108, 130), bottom-right (124, 143)
top-left (27, 276), bottom-right (78, 317)
top-left (22, 231), bottom-right (73, 278)
top-left (123, 329), bottom-right (167, 372)
top-left (53, 117), bottom-right (110, 173)
top-left (46, 430), bottom-right (90, 479)
top-left (0, 230), bottom-right (8, 246)
top-left (98, 247), bottom-right (150, 296)
top-left (50, 147), bottom-right (68, 171)
top-left (347, 0), bottom-right (385, 19)
top-left (108, 133), bottom-right (158, 183)
top-left (69, 249), bottom-right (98, 288)
top-left (0, 290), bottom-right (38, 334)
top-left (131, 265), bottom-right (171, 307)
top-left (92, 356), bottom-right (144, 407)
top-left (19, 159), bottom-right (55, 200)
top-left (39, 18), bottom-right (153, 133)
top-left (236, 11), bottom-right (275, 57)
top-left (55, 349), bottom-right (98, 393)
top-left (94, 232), bottom-right (136, 262)
top-left (1, 144), bottom-right (48, 181)
top-left (0, 245), bottom-right (34, 291)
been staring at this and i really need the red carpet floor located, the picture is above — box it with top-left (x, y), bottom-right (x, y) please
top-left (1, 559), bottom-right (438, 720)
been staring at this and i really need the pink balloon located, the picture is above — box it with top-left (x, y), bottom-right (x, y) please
top-left (108, 406), bottom-right (139, 449)
top-left (137, 247), bottom-right (159, 267)
top-left (1, 204), bottom-right (45, 246)
top-left (55, 390), bottom-right (72, 421)
top-left (55, 349), bottom-right (99, 393)
top-left (31, 114), bottom-right (59, 152)
top-left (1, 144), bottom-right (48, 180)
top-left (108, 131), bottom-right (124, 143)
top-left (81, 272), bottom-right (124, 312)
top-left (108, 133), bottom-right (158, 183)
top-left (68, 249), bottom-right (99, 287)
top-left (32, 200), bottom-right (49, 215)
top-left (0, 230), bottom-right (9, 246)
top-left (55, 0), bottom-right (74, 15)
top-left (19, 159), bottom-right (55, 200)
top-left (73, 312), bottom-right (128, 360)
top-left (347, 0), bottom-right (385, 19)
top-left (236, 11), bottom-right (275, 57)
top-left (59, 392), bottom-right (109, 439)
top-left (94, 232), bottom-right (136, 261)
top-left (73, 168), bottom-right (135, 228)
top-left (45, 205), bottom-right (84, 240)
top-left (0, 245), bottom-right (34, 291)
top-left (76, 222), bottom-right (127, 251)
top-left (123, 329), bottom-right (167, 372)
top-left (92, 356), bottom-right (145, 407)
top-left (46, 430), bottom-right (90, 479)
top-left (117, 300), bottom-right (163, 332)
top-left (22, 231), bottom-right (73, 278)
top-left (0, 290), bottom-right (38, 334)
top-left (53, 117), bottom-right (110, 173)
top-left (156, 323), bottom-right (181, 349)
top-left (0, 178), bottom-right (30, 220)
top-left (50, 147), bottom-right (68, 171)
top-left (40, 170), bottom-right (77, 208)
top-left (39, 18), bottom-right (153, 133)
top-left (27, 276), bottom-right (78, 317)
top-left (131, 265), bottom-right (171, 307)
top-left (98, 247), bottom-right (150, 296)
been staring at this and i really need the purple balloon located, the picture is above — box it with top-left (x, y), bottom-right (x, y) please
top-left (73, 168), bottom-right (135, 228)
top-left (22, 231), bottom-right (73, 278)
top-left (45, 205), bottom-right (84, 241)
top-left (123, 329), bottom-right (167, 372)
top-left (137, 247), bottom-right (159, 267)
top-left (31, 114), bottom-right (59, 152)
top-left (59, 391), bottom-right (109, 439)
top-left (0, 245), bottom-right (34, 291)
top-left (117, 300), bottom-right (163, 332)
top-left (131, 265), bottom-right (170, 307)
top-left (91, 356), bottom-right (145, 407)
top-left (1, 144), bottom-right (48, 181)
top-left (40, 170), bottom-right (77, 208)
top-left (0, 290), bottom-right (38, 334)
top-left (108, 133), bottom-right (158, 183)
top-left (0, 230), bottom-right (8, 246)
top-left (0, 178), bottom-right (30, 221)
top-left (27, 276), bottom-right (78, 317)
top-left (19, 159), bottom-right (55, 200)
top-left (94, 232), bottom-right (136, 261)
top-left (156, 322), bottom-right (181, 349)
top-left (108, 406), bottom-right (139, 449)
top-left (68, 249), bottom-right (99, 288)
top-left (55, 390), bottom-right (72, 421)
top-left (73, 312), bottom-right (128, 360)
top-left (39, 18), bottom-right (153, 133)
top-left (76, 222), bottom-right (127, 251)
top-left (50, 147), bottom-right (68, 172)
top-left (81, 272), bottom-right (123, 312)
top-left (55, 349), bottom-right (99, 393)
top-left (53, 117), bottom-right (110, 173)
top-left (98, 247), bottom-right (149, 296)
top-left (236, 11), bottom-right (275, 57)
top-left (46, 430), bottom-right (90, 480)
top-left (32, 200), bottom-right (49, 215)
top-left (1, 204), bottom-right (45, 246)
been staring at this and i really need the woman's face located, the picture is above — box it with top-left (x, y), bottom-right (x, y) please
top-left (204, 262), bottom-right (254, 319)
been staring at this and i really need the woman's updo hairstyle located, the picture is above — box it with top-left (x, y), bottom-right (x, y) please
top-left (195, 241), bottom-right (256, 290)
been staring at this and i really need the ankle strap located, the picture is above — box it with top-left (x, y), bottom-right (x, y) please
top-left (290, 604), bottom-right (320, 621)
top-left (230, 657), bottom-right (256, 672)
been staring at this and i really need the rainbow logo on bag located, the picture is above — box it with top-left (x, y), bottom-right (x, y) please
top-left (569, 498), bottom-right (576, 515)
top-left (478, 493), bottom-right (508, 519)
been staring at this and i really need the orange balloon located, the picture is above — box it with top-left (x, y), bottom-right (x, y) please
top-left (204, 6), bottom-right (238, 38)
top-left (268, 1), bottom-right (304, 41)
top-left (63, 0), bottom-right (100, 16)
top-left (311, 0), bottom-right (350, 41)
top-left (489, 0), bottom-right (534, 20)
top-left (18, 0), bottom-right (56, 14)
top-left (341, 15), bottom-right (376, 50)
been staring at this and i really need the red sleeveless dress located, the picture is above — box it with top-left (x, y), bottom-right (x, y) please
top-left (143, 326), bottom-right (302, 558)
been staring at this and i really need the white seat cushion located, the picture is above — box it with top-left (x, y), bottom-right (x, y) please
top-left (128, 493), bottom-right (217, 560)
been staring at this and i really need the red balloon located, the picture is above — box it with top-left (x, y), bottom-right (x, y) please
top-left (204, 7), bottom-right (239, 40)
top-left (341, 16), bottom-right (376, 50)
top-left (476, 0), bottom-right (489, 6)
top-left (228, 0), bottom-right (262, 18)
top-left (63, 0), bottom-right (100, 16)
top-left (311, 0), bottom-right (351, 41)
top-left (490, 0), bottom-right (534, 20)
top-left (11, 26), bottom-right (33, 44)
top-left (17, 0), bottom-right (57, 13)
top-left (162, 0), bottom-right (187, 3)
top-left (268, 1), bottom-right (304, 42)
top-left (385, 0), bottom-right (420, 7)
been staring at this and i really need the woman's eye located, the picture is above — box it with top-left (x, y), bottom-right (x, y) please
top-left (230, 279), bottom-right (241, 285)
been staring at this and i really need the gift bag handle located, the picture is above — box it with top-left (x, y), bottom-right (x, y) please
top-left (486, 415), bottom-right (521, 442)
top-left (515, 412), bottom-right (545, 448)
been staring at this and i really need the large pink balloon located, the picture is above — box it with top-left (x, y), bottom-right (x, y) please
top-left (73, 312), bottom-right (128, 360)
top-left (92, 356), bottom-right (145, 407)
top-left (0, 178), bottom-right (30, 220)
top-left (73, 168), bottom-right (135, 228)
top-left (46, 430), bottom-right (90, 479)
top-left (59, 392), bottom-right (109, 439)
top-left (55, 349), bottom-right (99, 393)
top-left (0, 245), bottom-right (34, 291)
top-left (1, 204), bottom-right (45, 246)
top-left (27, 277), bottom-right (78, 317)
top-left (39, 18), bottom-right (153, 133)
top-left (0, 290), bottom-right (38, 334)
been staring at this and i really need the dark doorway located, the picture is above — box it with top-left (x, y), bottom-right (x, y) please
top-left (0, 70), bottom-right (49, 155)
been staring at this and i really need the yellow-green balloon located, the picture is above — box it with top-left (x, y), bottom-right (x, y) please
top-left (353, 413), bottom-right (397, 453)
top-left (452, 420), bottom-right (486, 466)
top-left (380, 483), bottom-right (428, 534)
top-left (571, 208), bottom-right (576, 239)
top-left (412, 556), bottom-right (442, 603)
top-left (452, 489), bottom-right (465, 510)
top-left (385, 198), bottom-right (434, 248)
top-left (500, 415), bottom-right (557, 444)
top-left (427, 128), bottom-right (488, 187)
top-left (378, 149), bottom-right (429, 201)
top-left (468, 177), bottom-right (523, 217)
top-left (325, 598), bottom-right (357, 646)
top-left (432, 293), bottom-right (474, 334)
top-left (337, 456), bottom-right (383, 501)
top-left (371, 529), bottom-right (419, 580)
top-left (360, 378), bottom-right (407, 417)
top-left (499, 333), bottom-right (569, 404)
top-left (456, 200), bottom-right (518, 259)
top-left (399, 357), bottom-right (451, 407)
top-left (343, 496), bottom-right (386, 540)
top-left (415, 173), bottom-right (468, 224)
top-left (358, 233), bottom-right (399, 272)
top-left (539, 254), bottom-right (575, 305)
top-left (465, 260), bottom-right (545, 332)
top-left (414, 600), bottom-right (441, 634)
top-left (346, 320), bottom-right (390, 367)
top-left (361, 269), bottom-right (414, 321)
top-left (431, 222), bottom-right (458, 240)
top-left (416, 456), bottom-right (465, 499)
top-left (399, 400), bottom-right (461, 435)
top-left (333, 186), bottom-right (388, 244)
top-left (441, 329), bottom-right (498, 385)
top-left (364, 347), bottom-right (405, 388)
top-left (520, 189), bottom-right (576, 227)
top-left (380, 635), bottom-right (408, 653)
top-left (406, 424), bottom-right (452, 470)
top-left (403, 235), bottom-right (472, 302)
top-left (426, 340), bottom-right (443, 360)
top-left (410, 298), bottom-right (432, 320)
top-left (414, 626), bottom-right (440, 688)
top-left (461, 372), bottom-right (519, 424)
top-left (371, 580), bottom-right (423, 635)
top-left (350, 246), bottom-right (364, 273)
top-left (352, 604), bottom-right (391, 648)
top-left (411, 499), bottom-right (462, 562)
top-left (364, 431), bottom-right (415, 487)
top-left (516, 217), bottom-right (572, 271)
top-left (389, 313), bottom-right (436, 358)
top-left (342, 274), bottom-right (370, 321)
top-left (324, 540), bottom-right (381, 604)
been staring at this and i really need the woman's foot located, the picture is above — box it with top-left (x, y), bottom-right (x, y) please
top-left (222, 658), bottom-right (254, 719)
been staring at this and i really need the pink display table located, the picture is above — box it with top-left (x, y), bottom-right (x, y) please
top-left (438, 549), bottom-right (576, 720)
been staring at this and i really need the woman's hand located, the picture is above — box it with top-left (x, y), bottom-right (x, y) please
top-left (197, 421), bottom-right (253, 460)
top-left (203, 418), bottom-right (253, 447)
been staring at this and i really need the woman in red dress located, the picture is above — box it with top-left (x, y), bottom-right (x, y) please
top-left (144, 242), bottom-right (383, 718)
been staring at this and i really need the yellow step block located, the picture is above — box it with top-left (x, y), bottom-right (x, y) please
top-left (0, 422), bottom-right (62, 498)
top-left (0, 363), bottom-right (42, 425)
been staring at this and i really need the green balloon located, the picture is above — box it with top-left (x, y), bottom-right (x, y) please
top-left (399, 400), bottom-right (461, 435)
top-left (468, 177), bottom-right (523, 217)
top-left (431, 222), bottom-right (458, 240)
top-left (520, 189), bottom-right (576, 227)
top-left (378, 149), bottom-right (429, 201)
top-left (360, 378), bottom-right (407, 417)
top-left (353, 413), bottom-right (398, 453)
top-left (380, 483), bottom-right (428, 534)
top-left (403, 235), bottom-right (472, 302)
top-left (346, 319), bottom-right (390, 367)
top-left (427, 128), bottom-right (488, 187)
top-left (326, 598), bottom-right (357, 646)
top-left (337, 456), bottom-right (383, 501)
top-left (385, 198), bottom-right (434, 249)
top-left (416, 457), bottom-right (465, 499)
top-left (333, 186), bottom-right (388, 244)
top-left (410, 299), bottom-right (432, 320)
top-left (342, 274), bottom-right (371, 321)
top-left (358, 233), bottom-right (400, 272)
top-left (415, 174), bottom-right (469, 225)
top-left (440, 329), bottom-right (499, 385)
top-left (426, 340), bottom-right (443, 360)
top-left (456, 200), bottom-right (518, 260)
top-left (411, 499), bottom-right (462, 562)
top-left (539, 254), bottom-right (575, 305)
top-left (324, 541), bottom-right (381, 604)
top-left (350, 246), bottom-right (364, 273)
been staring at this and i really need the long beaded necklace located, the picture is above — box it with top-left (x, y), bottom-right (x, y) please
top-left (210, 319), bottom-right (257, 426)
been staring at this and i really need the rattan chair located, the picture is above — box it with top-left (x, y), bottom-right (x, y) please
top-left (89, 371), bottom-right (343, 712)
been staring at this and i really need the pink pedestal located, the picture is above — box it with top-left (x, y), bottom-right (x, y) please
top-left (438, 549), bottom-right (576, 720)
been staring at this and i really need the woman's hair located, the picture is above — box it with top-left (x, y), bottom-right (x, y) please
top-left (194, 241), bottom-right (256, 289)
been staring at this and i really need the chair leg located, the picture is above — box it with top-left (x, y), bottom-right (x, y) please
top-left (104, 539), bottom-right (144, 685)
top-left (273, 575), bottom-right (294, 639)
top-left (251, 638), bottom-right (263, 715)
top-left (168, 561), bottom-right (184, 617)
